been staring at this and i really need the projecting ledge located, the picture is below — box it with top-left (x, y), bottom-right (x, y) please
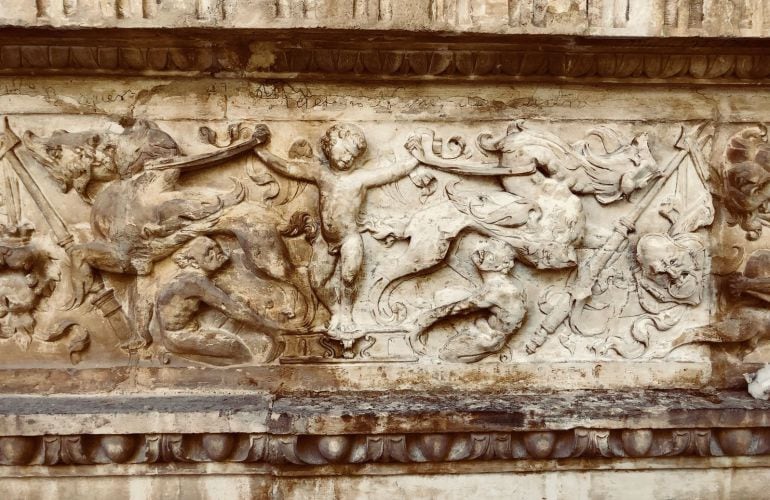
top-left (0, 390), bottom-right (768, 437)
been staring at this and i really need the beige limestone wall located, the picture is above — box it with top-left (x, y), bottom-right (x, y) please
top-left (0, 4), bottom-right (770, 496)
top-left (0, 74), bottom-right (767, 391)
top-left (1, 0), bottom-right (769, 38)
top-left (1, 461), bottom-right (769, 499)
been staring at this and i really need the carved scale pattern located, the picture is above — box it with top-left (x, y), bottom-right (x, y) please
top-left (0, 428), bottom-right (768, 465)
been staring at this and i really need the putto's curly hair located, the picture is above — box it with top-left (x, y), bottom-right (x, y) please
top-left (319, 123), bottom-right (367, 161)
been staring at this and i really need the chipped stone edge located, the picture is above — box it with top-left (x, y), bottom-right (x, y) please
top-left (0, 391), bottom-right (767, 466)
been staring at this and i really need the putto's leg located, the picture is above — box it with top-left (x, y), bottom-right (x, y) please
top-left (338, 234), bottom-right (364, 330)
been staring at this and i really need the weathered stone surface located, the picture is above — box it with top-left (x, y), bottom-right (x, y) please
top-left (0, 391), bottom-right (769, 469)
top-left (0, 0), bottom-right (768, 39)
top-left (4, 31), bottom-right (770, 84)
top-left (1, 3), bottom-right (770, 497)
top-left (2, 390), bottom-right (769, 437)
top-left (0, 465), bottom-right (768, 500)
top-left (0, 68), bottom-right (762, 389)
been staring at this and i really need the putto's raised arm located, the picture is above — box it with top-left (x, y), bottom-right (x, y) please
top-left (357, 156), bottom-right (420, 187)
top-left (254, 148), bottom-right (322, 183)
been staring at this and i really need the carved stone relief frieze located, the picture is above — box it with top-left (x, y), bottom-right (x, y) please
top-left (2, 426), bottom-right (769, 466)
top-left (0, 101), bottom-right (756, 373)
top-left (5, 0), bottom-right (770, 494)
top-left (1, 19), bottom-right (770, 498)
top-left (0, 69), bottom-right (768, 395)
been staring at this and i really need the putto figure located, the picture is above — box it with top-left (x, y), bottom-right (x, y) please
top-left (254, 123), bottom-right (420, 333)
top-left (406, 237), bottom-right (527, 363)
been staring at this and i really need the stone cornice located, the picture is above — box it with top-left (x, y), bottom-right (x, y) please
top-left (1, 427), bottom-right (769, 466)
top-left (0, 391), bottom-right (768, 466)
top-left (3, 391), bottom-right (770, 437)
top-left (1, 30), bottom-right (770, 83)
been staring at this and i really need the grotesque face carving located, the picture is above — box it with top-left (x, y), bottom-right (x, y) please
top-left (476, 120), bottom-right (659, 204)
top-left (723, 127), bottom-right (770, 240)
top-left (22, 130), bottom-right (118, 202)
top-left (196, 238), bottom-right (229, 273)
top-left (635, 233), bottom-right (705, 307)
top-left (0, 227), bottom-right (56, 339)
top-left (20, 119), bottom-right (180, 204)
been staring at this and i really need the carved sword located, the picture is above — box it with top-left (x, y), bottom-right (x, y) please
top-left (0, 117), bottom-right (136, 346)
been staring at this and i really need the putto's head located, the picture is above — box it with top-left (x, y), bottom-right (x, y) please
top-left (319, 123), bottom-right (367, 171)
top-left (173, 237), bottom-right (229, 274)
